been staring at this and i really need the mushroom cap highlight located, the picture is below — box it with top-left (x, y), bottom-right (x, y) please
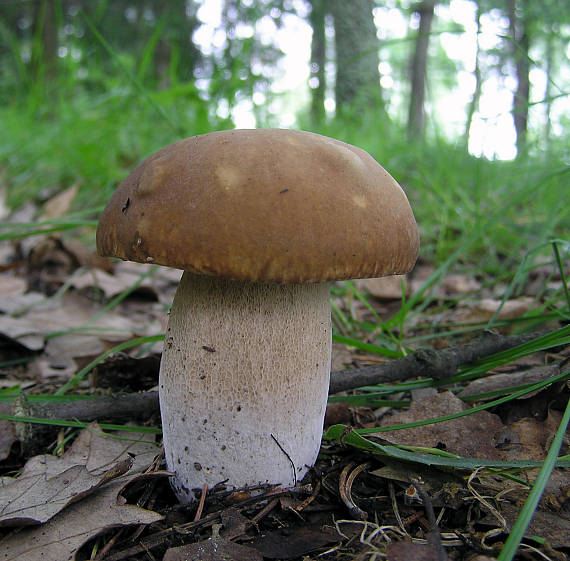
top-left (96, 129), bottom-right (419, 283)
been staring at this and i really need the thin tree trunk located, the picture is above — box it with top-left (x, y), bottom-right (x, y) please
top-left (309, 0), bottom-right (327, 125)
top-left (155, 38), bottom-right (171, 90)
top-left (463, 1), bottom-right (482, 148)
top-left (508, 0), bottom-right (530, 156)
top-left (543, 28), bottom-right (553, 148)
top-left (330, 0), bottom-right (381, 114)
top-left (31, 0), bottom-right (58, 83)
top-left (407, 0), bottom-right (436, 140)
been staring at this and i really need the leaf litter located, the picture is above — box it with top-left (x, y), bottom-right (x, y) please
top-left (0, 227), bottom-right (569, 559)
top-left (0, 423), bottom-right (164, 559)
top-left (0, 422), bottom-right (161, 526)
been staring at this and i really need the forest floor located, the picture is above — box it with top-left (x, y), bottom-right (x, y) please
top-left (0, 197), bottom-right (569, 561)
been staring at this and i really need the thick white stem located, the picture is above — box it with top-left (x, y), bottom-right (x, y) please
top-left (159, 272), bottom-right (332, 503)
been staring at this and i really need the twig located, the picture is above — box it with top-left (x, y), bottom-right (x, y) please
top-left (193, 483), bottom-right (208, 522)
top-left (411, 477), bottom-right (448, 561)
top-left (11, 330), bottom-right (549, 429)
top-left (329, 330), bottom-right (547, 393)
top-left (16, 391), bottom-right (160, 423)
top-left (338, 462), bottom-right (371, 520)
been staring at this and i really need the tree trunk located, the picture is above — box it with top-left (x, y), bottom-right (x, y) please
top-left (407, 0), bottom-right (436, 140)
top-left (152, 0), bottom-right (201, 88)
top-left (463, 1), bottom-right (482, 148)
top-left (507, 0), bottom-right (530, 156)
top-left (309, 0), bottom-right (327, 125)
top-left (543, 27), bottom-right (553, 148)
top-left (154, 37), bottom-right (171, 90)
top-left (330, 0), bottom-right (381, 114)
top-left (31, 0), bottom-right (58, 84)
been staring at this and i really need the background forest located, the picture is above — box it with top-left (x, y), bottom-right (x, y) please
top-left (1, 0), bottom-right (569, 270)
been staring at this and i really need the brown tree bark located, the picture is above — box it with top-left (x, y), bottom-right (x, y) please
top-left (463, 1), bottom-right (482, 148)
top-left (309, 0), bottom-right (327, 125)
top-left (543, 26), bottom-right (554, 149)
top-left (507, 0), bottom-right (530, 155)
top-left (31, 0), bottom-right (58, 83)
top-left (330, 0), bottom-right (381, 114)
top-left (407, 0), bottom-right (436, 140)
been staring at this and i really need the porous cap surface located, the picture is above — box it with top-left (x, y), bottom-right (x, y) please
top-left (96, 129), bottom-right (419, 283)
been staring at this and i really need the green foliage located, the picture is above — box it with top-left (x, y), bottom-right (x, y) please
top-left (0, 84), bottom-right (216, 210)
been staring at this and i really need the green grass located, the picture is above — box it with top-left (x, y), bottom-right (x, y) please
top-left (2, 85), bottom-right (568, 271)
top-left (0, 89), bottom-right (216, 212)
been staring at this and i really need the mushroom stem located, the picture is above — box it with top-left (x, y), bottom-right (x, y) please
top-left (159, 272), bottom-right (332, 503)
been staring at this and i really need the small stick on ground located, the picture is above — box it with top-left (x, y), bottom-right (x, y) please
top-left (193, 483), bottom-right (208, 522)
top-left (10, 330), bottom-right (550, 433)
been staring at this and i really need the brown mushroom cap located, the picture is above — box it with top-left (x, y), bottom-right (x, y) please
top-left (96, 129), bottom-right (419, 283)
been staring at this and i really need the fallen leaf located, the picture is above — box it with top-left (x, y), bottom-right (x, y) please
top-left (0, 290), bottom-right (47, 317)
top-left (0, 422), bottom-right (160, 526)
top-left (331, 343), bottom-right (354, 371)
top-left (41, 185), bottom-right (78, 220)
top-left (459, 365), bottom-right (560, 399)
top-left (378, 391), bottom-right (506, 460)
top-left (0, 275), bottom-right (27, 299)
top-left (0, 475), bottom-right (163, 561)
top-left (355, 275), bottom-right (407, 300)
top-left (0, 403), bottom-right (18, 461)
top-left (71, 260), bottom-right (180, 303)
top-left (25, 291), bottom-right (137, 341)
top-left (371, 460), bottom-right (467, 509)
top-left (500, 410), bottom-right (565, 462)
top-left (248, 518), bottom-right (345, 559)
top-left (440, 274), bottom-right (481, 296)
top-left (40, 334), bottom-right (104, 377)
top-left (452, 298), bottom-right (535, 325)
top-left (325, 402), bottom-right (351, 426)
top-left (0, 460), bottom-right (132, 526)
top-left (219, 507), bottom-right (251, 539)
top-left (387, 539), bottom-right (442, 561)
top-left (164, 538), bottom-right (263, 561)
top-left (499, 502), bottom-right (570, 548)
top-left (0, 315), bottom-right (45, 350)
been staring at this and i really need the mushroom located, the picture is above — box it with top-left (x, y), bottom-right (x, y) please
top-left (96, 129), bottom-right (419, 503)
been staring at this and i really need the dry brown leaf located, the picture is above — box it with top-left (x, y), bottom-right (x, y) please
top-left (25, 291), bottom-right (137, 342)
top-left (331, 342), bottom-right (353, 371)
top-left (70, 260), bottom-right (180, 304)
top-left (0, 403), bottom-right (18, 461)
top-left (38, 334), bottom-right (104, 378)
top-left (440, 273), bottom-right (481, 295)
top-left (0, 460), bottom-right (132, 526)
top-left (459, 365), bottom-right (560, 399)
top-left (0, 422), bottom-right (160, 526)
top-left (71, 268), bottom-right (147, 299)
top-left (379, 390), bottom-right (506, 460)
top-left (387, 539), bottom-right (441, 561)
top-left (355, 275), bottom-right (407, 300)
top-left (41, 185), bottom-right (78, 220)
top-left (499, 502), bottom-right (570, 548)
top-left (0, 290), bottom-right (46, 317)
top-left (500, 410), bottom-right (565, 462)
top-left (219, 507), bottom-right (251, 539)
top-left (164, 538), bottom-right (263, 561)
top-left (0, 476), bottom-right (163, 561)
top-left (62, 238), bottom-right (114, 272)
top-left (0, 275), bottom-right (27, 299)
top-left (247, 517), bottom-right (345, 558)
top-left (453, 297), bottom-right (535, 325)
top-left (0, 315), bottom-right (45, 351)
